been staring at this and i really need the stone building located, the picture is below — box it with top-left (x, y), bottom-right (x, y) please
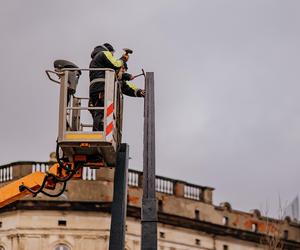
top-left (0, 160), bottom-right (300, 250)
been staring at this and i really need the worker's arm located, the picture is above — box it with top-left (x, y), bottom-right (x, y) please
top-left (121, 80), bottom-right (145, 97)
top-left (103, 51), bottom-right (124, 70)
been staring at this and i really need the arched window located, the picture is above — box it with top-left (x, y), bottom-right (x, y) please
top-left (54, 244), bottom-right (70, 250)
top-left (0, 246), bottom-right (5, 250)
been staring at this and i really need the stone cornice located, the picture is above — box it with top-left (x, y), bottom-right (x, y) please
top-left (1, 200), bottom-right (300, 249)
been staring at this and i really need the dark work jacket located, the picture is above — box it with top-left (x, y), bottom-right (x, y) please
top-left (89, 46), bottom-right (124, 95)
top-left (120, 73), bottom-right (143, 97)
top-left (121, 81), bottom-right (143, 97)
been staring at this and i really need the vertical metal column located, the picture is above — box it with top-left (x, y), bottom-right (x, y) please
top-left (58, 71), bottom-right (69, 141)
top-left (141, 72), bottom-right (158, 250)
top-left (109, 143), bottom-right (129, 250)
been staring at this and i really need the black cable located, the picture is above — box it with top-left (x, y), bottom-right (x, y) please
top-left (40, 181), bottom-right (67, 197)
top-left (19, 150), bottom-right (82, 198)
top-left (47, 172), bottom-right (74, 183)
top-left (56, 141), bottom-right (70, 171)
top-left (46, 162), bottom-right (82, 183)
top-left (19, 175), bottom-right (48, 197)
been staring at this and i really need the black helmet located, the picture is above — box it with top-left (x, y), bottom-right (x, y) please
top-left (103, 43), bottom-right (115, 52)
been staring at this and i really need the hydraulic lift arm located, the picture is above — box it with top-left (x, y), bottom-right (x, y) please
top-left (0, 171), bottom-right (46, 208)
top-left (0, 162), bottom-right (81, 209)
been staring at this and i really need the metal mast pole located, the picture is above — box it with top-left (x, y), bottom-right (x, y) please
top-left (109, 143), bottom-right (129, 250)
top-left (141, 72), bottom-right (158, 250)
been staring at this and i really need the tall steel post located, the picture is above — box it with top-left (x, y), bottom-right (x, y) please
top-left (141, 72), bottom-right (158, 250)
top-left (109, 143), bottom-right (129, 250)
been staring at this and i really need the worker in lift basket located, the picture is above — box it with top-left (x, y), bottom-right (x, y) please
top-left (89, 43), bottom-right (128, 131)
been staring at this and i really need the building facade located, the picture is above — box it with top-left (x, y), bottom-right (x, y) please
top-left (0, 161), bottom-right (300, 250)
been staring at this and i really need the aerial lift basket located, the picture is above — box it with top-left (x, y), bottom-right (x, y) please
top-left (46, 60), bottom-right (124, 167)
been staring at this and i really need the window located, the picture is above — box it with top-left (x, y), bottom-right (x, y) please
top-left (159, 232), bottom-right (165, 238)
top-left (222, 216), bottom-right (229, 226)
top-left (284, 230), bottom-right (289, 240)
top-left (223, 245), bottom-right (228, 250)
top-left (0, 246), bottom-right (5, 250)
top-left (195, 238), bottom-right (201, 245)
top-left (58, 220), bottom-right (67, 226)
top-left (158, 200), bottom-right (163, 212)
top-left (54, 244), bottom-right (70, 250)
top-left (0, 222), bottom-right (2, 228)
top-left (195, 210), bottom-right (200, 220)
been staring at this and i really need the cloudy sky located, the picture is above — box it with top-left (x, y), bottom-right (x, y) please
top-left (1, 0), bottom-right (299, 217)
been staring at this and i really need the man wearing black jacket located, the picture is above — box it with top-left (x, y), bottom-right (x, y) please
top-left (89, 43), bottom-right (127, 131)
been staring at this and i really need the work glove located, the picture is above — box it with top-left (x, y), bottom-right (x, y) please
top-left (137, 89), bottom-right (146, 98)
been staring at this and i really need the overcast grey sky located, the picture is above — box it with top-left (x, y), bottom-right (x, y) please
top-left (1, 0), bottom-right (299, 217)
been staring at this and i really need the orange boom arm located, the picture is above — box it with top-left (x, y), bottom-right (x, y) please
top-left (0, 163), bottom-right (81, 208)
top-left (0, 171), bottom-right (47, 208)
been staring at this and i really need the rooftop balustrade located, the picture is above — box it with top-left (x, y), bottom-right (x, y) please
top-left (0, 161), bottom-right (213, 203)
